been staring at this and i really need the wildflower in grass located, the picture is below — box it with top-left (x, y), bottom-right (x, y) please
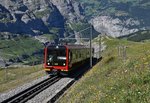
top-left (138, 91), bottom-right (141, 94)
top-left (144, 62), bottom-right (149, 65)
top-left (134, 65), bottom-right (138, 68)
top-left (143, 58), bottom-right (146, 60)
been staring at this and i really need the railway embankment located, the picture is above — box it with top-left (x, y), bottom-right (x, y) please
top-left (58, 38), bottom-right (150, 103)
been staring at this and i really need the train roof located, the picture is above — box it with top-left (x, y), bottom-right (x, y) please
top-left (46, 44), bottom-right (90, 49)
top-left (66, 44), bottom-right (90, 49)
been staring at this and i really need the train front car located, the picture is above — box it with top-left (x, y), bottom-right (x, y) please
top-left (44, 45), bottom-right (69, 76)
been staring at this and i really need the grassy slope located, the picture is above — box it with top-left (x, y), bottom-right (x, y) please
top-left (0, 36), bottom-right (43, 64)
top-left (0, 36), bottom-right (47, 93)
top-left (119, 30), bottom-right (150, 42)
top-left (127, 30), bottom-right (150, 42)
top-left (59, 37), bottom-right (150, 103)
top-left (0, 65), bottom-right (46, 93)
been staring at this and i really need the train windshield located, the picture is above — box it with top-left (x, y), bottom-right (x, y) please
top-left (47, 48), bottom-right (66, 66)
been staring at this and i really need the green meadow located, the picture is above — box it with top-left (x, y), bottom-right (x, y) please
top-left (59, 37), bottom-right (150, 103)
top-left (0, 36), bottom-right (43, 59)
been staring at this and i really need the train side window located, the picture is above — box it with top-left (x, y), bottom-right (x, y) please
top-left (69, 51), bottom-right (72, 63)
top-left (77, 50), bottom-right (79, 58)
top-left (74, 50), bottom-right (76, 59)
top-left (79, 50), bottom-right (82, 58)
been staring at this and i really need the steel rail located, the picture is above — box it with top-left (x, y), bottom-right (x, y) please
top-left (1, 76), bottom-right (60, 103)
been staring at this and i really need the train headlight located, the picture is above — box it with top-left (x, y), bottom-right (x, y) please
top-left (56, 46), bottom-right (59, 49)
top-left (63, 63), bottom-right (65, 66)
top-left (48, 62), bottom-right (50, 65)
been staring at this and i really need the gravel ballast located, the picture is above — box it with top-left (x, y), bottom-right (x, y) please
top-left (26, 77), bottom-right (74, 103)
top-left (0, 76), bottom-right (49, 102)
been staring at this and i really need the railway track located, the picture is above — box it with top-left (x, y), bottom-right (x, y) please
top-left (1, 76), bottom-right (60, 103)
top-left (1, 58), bottom-right (100, 103)
top-left (46, 58), bottom-right (100, 103)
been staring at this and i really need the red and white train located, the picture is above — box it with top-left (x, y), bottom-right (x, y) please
top-left (44, 44), bottom-right (93, 76)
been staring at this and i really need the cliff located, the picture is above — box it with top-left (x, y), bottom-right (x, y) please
top-left (0, 0), bottom-right (84, 37)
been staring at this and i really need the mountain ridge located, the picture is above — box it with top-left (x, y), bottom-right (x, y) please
top-left (0, 0), bottom-right (150, 38)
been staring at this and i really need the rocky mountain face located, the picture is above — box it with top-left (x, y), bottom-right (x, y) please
top-left (0, 0), bottom-right (84, 37)
top-left (1, 0), bottom-right (149, 38)
top-left (50, 0), bottom-right (84, 22)
top-left (91, 16), bottom-right (141, 37)
top-left (79, 0), bottom-right (150, 37)
top-left (0, 0), bottom-right (150, 38)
